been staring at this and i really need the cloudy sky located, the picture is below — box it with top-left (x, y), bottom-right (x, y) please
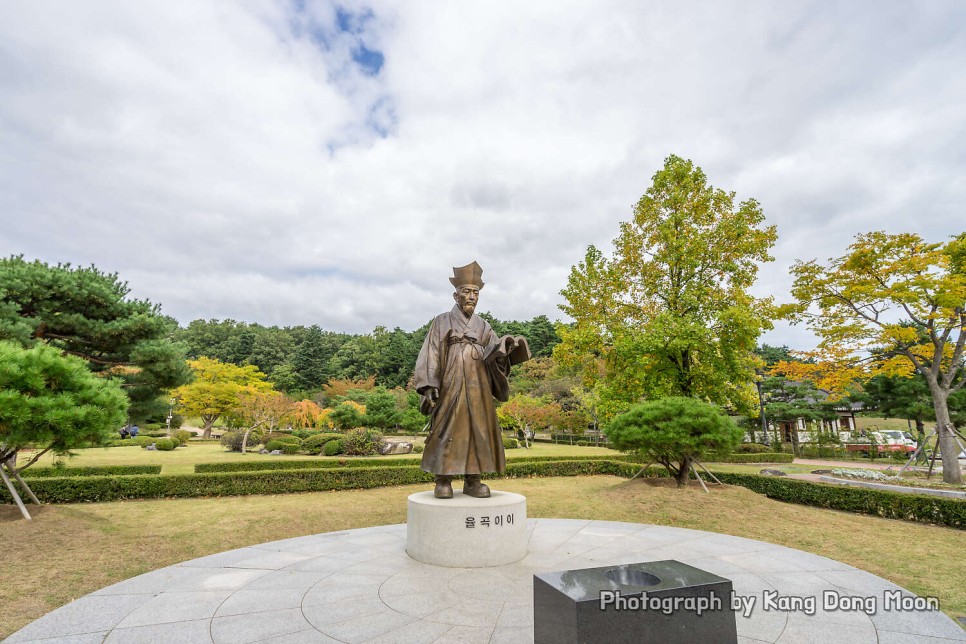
top-left (1, 1), bottom-right (964, 349)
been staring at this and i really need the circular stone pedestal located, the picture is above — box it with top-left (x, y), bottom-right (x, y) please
top-left (406, 490), bottom-right (527, 567)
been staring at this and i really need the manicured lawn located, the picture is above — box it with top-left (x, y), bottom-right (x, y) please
top-left (1, 475), bottom-right (963, 638)
top-left (20, 441), bottom-right (623, 475)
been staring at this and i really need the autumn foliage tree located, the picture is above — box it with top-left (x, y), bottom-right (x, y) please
top-left (787, 232), bottom-right (966, 484)
top-left (232, 390), bottom-right (293, 453)
top-left (171, 358), bottom-right (273, 438)
top-left (497, 394), bottom-right (564, 447)
top-left (289, 399), bottom-right (323, 429)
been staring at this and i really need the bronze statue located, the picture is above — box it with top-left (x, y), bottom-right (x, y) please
top-left (415, 261), bottom-right (531, 498)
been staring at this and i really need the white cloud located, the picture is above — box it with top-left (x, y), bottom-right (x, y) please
top-left (1, 0), bottom-right (964, 348)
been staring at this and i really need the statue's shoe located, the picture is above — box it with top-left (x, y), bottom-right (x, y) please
top-left (434, 477), bottom-right (453, 499)
top-left (462, 477), bottom-right (490, 498)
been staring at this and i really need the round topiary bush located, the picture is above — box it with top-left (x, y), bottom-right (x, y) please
top-left (323, 439), bottom-right (344, 456)
top-left (173, 429), bottom-right (192, 446)
top-left (154, 438), bottom-right (176, 451)
top-left (302, 433), bottom-right (344, 455)
top-left (412, 444), bottom-right (424, 453)
top-left (137, 436), bottom-right (157, 448)
top-left (265, 439), bottom-right (301, 454)
top-left (576, 439), bottom-right (589, 447)
top-left (502, 437), bottom-right (519, 449)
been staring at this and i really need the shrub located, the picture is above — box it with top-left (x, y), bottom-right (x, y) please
top-left (154, 438), bottom-right (176, 451)
top-left (173, 429), bottom-right (193, 446)
top-left (576, 440), bottom-right (588, 447)
top-left (137, 436), bottom-right (158, 448)
top-left (606, 397), bottom-right (743, 487)
top-left (323, 439), bottom-right (344, 456)
top-left (704, 453), bottom-right (794, 464)
top-left (265, 439), bottom-right (300, 455)
top-left (220, 431), bottom-right (246, 452)
top-left (261, 431), bottom-right (299, 445)
top-left (342, 428), bottom-right (384, 456)
top-left (293, 428), bottom-right (321, 440)
top-left (735, 443), bottom-right (771, 453)
top-left (302, 433), bottom-right (344, 455)
top-left (503, 437), bottom-right (520, 449)
top-left (413, 444), bottom-right (424, 453)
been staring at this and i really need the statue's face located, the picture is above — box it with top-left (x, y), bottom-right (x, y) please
top-left (453, 286), bottom-right (479, 316)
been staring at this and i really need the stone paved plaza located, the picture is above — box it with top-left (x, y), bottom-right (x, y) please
top-left (7, 519), bottom-right (965, 643)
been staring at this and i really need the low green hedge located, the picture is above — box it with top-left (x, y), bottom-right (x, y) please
top-left (7, 457), bottom-right (960, 529)
top-left (714, 472), bottom-right (965, 529)
top-left (21, 465), bottom-right (163, 478)
top-left (193, 453), bottom-right (631, 474)
top-left (705, 453), bottom-right (794, 464)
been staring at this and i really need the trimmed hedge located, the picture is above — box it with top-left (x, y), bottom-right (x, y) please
top-left (8, 457), bottom-right (960, 529)
top-left (21, 465), bottom-right (162, 478)
top-left (714, 472), bottom-right (965, 528)
top-left (705, 453), bottom-right (794, 464)
top-left (0, 460), bottom-right (640, 504)
top-left (193, 453), bottom-right (632, 474)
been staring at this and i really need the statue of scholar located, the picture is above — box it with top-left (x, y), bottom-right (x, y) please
top-left (415, 261), bottom-right (531, 499)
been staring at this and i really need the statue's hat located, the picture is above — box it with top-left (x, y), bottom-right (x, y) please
top-left (449, 261), bottom-right (484, 289)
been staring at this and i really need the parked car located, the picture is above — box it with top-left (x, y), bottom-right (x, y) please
top-left (877, 430), bottom-right (916, 448)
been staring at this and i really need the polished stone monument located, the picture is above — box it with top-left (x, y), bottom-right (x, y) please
top-left (533, 560), bottom-right (738, 644)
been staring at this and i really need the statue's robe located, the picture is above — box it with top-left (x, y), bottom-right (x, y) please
top-left (415, 305), bottom-right (527, 476)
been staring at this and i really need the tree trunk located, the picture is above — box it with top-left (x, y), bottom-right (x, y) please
top-left (202, 415), bottom-right (217, 440)
top-left (925, 382), bottom-right (963, 485)
top-left (675, 456), bottom-right (692, 488)
top-left (241, 428), bottom-right (252, 454)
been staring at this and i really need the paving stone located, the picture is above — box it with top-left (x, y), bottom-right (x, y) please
top-left (314, 609), bottom-right (416, 643)
top-left (215, 588), bottom-right (306, 617)
top-left (104, 617), bottom-right (213, 643)
top-left (210, 608), bottom-right (314, 644)
top-left (6, 594), bottom-right (145, 641)
top-left (14, 518), bottom-right (965, 644)
top-left (115, 590), bottom-right (232, 628)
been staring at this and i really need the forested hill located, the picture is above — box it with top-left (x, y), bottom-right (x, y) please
top-left (173, 314), bottom-right (561, 394)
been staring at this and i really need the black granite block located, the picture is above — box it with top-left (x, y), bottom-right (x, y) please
top-left (533, 559), bottom-right (737, 644)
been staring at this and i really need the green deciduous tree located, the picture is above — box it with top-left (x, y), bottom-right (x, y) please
top-left (0, 256), bottom-right (189, 422)
top-left (555, 155), bottom-right (777, 419)
top-left (363, 387), bottom-right (403, 429)
top-left (0, 341), bottom-right (128, 471)
top-left (788, 231), bottom-right (966, 484)
top-left (605, 396), bottom-right (742, 487)
top-left (328, 401), bottom-right (365, 430)
top-left (171, 358), bottom-right (273, 438)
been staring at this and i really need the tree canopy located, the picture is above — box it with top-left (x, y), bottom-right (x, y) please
top-left (0, 341), bottom-right (128, 470)
top-left (0, 256), bottom-right (189, 422)
top-left (171, 357), bottom-right (273, 438)
top-left (555, 155), bottom-right (777, 418)
top-left (605, 396), bottom-right (742, 487)
top-left (787, 231), bottom-right (966, 484)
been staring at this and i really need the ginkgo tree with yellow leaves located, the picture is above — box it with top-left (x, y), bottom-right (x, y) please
top-left (555, 154), bottom-right (778, 420)
top-left (171, 357), bottom-right (273, 438)
top-left (786, 231), bottom-right (966, 484)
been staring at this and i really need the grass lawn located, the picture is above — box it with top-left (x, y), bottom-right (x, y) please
top-left (1, 475), bottom-right (963, 638)
top-left (21, 442), bottom-right (623, 475)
